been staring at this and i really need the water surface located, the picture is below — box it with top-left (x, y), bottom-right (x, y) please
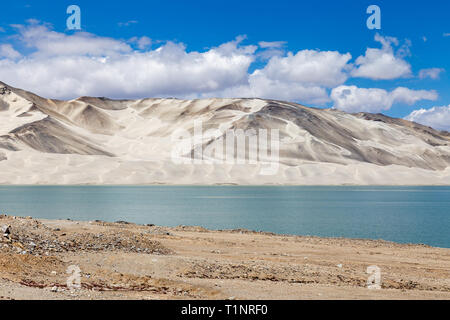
top-left (0, 186), bottom-right (449, 248)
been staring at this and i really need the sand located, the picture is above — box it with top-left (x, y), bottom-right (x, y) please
top-left (1, 81), bottom-right (449, 186)
top-left (0, 215), bottom-right (449, 300)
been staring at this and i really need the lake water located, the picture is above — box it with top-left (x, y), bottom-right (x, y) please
top-left (0, 186), bottom-right (449, 248)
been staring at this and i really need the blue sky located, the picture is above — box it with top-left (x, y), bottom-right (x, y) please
top-left (0, 0), bottom-right (449, 129)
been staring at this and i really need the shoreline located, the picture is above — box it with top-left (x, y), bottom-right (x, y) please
top-left (1, 213), bottom-right (447, 249)
top-left (1, 184), bottom-right (450, 187)
top-left (0, 215), bottom-right (449, 300)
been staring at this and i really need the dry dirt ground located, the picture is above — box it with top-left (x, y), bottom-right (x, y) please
top-left (0, 215), bottom-right (449, 300)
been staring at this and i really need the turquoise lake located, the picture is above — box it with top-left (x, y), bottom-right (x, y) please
top-left (0, 186), bottom-right (449, 248)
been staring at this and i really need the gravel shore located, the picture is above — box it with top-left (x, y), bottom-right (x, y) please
top-left (0, 215), bottom-right (449, 300)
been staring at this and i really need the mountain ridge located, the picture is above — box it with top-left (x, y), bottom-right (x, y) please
top-left (0, 81), bottom-right (449, 185)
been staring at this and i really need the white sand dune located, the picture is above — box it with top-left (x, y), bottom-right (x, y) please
top-left (0, 81), bottom-right (449, 185)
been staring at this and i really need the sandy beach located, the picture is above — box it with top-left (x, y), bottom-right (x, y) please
top-left (0, 214), bottom-right (449, 300)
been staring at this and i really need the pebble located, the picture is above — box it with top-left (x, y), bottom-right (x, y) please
top-left (2, 225), bottom-right (11, 237)
top-left (0, 217), bottom-right (170, 256)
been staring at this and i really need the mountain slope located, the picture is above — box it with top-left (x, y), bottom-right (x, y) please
top-left (0, 81), bottom-right (449, 185)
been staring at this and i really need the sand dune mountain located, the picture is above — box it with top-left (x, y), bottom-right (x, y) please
top-left (0, 81), bottom-right (449, 185)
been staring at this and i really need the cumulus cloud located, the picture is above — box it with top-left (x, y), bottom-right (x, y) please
top-left (331, 85), bottom-right (438, 113)
top-left (0, 24), bottom-right (257, 99)
top-left (0, 23), bottom-right (354, 104)
top-left (405, 105), bottom-right (450, 132)
top-left (0, 23), bottom-right (441, 108)
top-left (0, 44), bottom-right (21, 59)
top-left (217, 49), bottom-right (352, 104)
top-left (216, 73), bottom-right (330, 105)
top-left (419, 68), bottom-right (445, 79)
top-left (351, 34), bottom-right (412, 80)
top-left (257, 50), bottom-right (352, 88)
top-left (11, 24), bottom-right (132, 57)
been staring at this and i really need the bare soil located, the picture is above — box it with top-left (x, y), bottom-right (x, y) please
top-left (0, 215), bottom-right (449, 300)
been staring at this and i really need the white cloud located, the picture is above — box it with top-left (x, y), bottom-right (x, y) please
top-left (443, 33), bottom-right (450, 37)
top-left (0, 23), bottom-right (441, 108)
top-left (211, 49), bottom-right (352, 104)
top-left (234, 39), bottom-right (353, 105)
top-left (257, 50), bottom-right (352, 88)
top-left (129, 36), bottom-right (152, 50)
top-left (0, 44), bottom-right (21, 59)
top-left (0, 23), bottom-right (354, 104)
top-left (351, 34), bottom-right (412, 80)
top-left (405, 105), bottom-right (450, 132)
top-left (11, 24), bottom-right (132, 58)
top-left (216, 73), bottom-right (330, 105)
top-left (258, 41), bottom-right (286, 48)
top-left (419, 68), bottom-right (445, 80)
top-left (256, 41), bottom-right (287, 60)
top-left (0, 24), bottom-right (260, 99)
top-left (257, 48), bottom-right (285, 61)
top-left (331, 85), bottom-right (438, 113)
